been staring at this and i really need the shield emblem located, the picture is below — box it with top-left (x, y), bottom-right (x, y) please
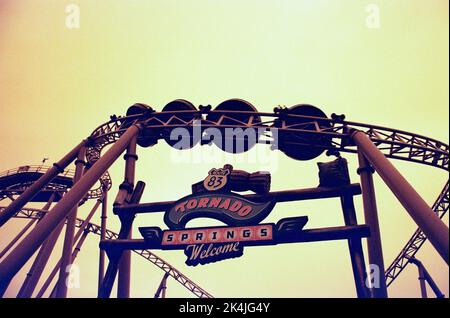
top-left (203, 167), bottom-right (230, 191)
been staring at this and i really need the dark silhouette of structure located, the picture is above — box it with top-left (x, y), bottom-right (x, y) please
top-left (0, 99), bottom-right (448, 298)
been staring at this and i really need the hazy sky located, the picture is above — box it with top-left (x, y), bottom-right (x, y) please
top-left (0, 0), bottom-right (448, 298)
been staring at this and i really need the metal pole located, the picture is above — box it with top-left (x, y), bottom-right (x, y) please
top-left (36, 200), bottom-right (101, 298)
top-left (351, 129), bottom-right (449, 264)
top-left (47, 230), bottom-right (90, 298)
top-left (117, 216), bottom-right (133, 298)
top-left (0, 219), bottom-right (37, 260)
top-left (98, 190), bottom-right (108, 290)
top-left (117, 135), bottom-right (138, 298)
top-left (408, 257), bottom-right (445, 298)
top-left (71, 231), bottom-right (89, 259)
top-left (74, 198), bottom-right (102, 242)
top-left (0, 192), bottom-right (57, 261)
top-left (161, 282), bottom-right (167, 298)
top-left (422, 267), bottom-right (445, 298)
top-left (16, 194), bottom-right (58, 298)
top-left (418, 266), bottom-right (428, 298)
top-left (340, 195), bottom-right (371, 298)
top-left (98, 219), bottom-right (133, 298)
top-left (17, 220), bottom-right (65, 297)
top-left (0, 141), bottom-right (86, 227)
top-left (357, 151), bottom-right (388, 298)
top-left (55, 147), bottom-right (86, 298)
top-left (421, 267), bottom-right (445, 298)
top-left (98, 181), bottom-right (145, 298)
top-left (154, 272), bottom-right (170, 298)
top-left (0, 124), bottom-right (141, 296)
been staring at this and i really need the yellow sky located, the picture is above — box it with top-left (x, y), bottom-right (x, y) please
top-left (0, 0), bottom-right (448, 297)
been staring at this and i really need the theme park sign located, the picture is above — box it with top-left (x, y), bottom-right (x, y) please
top-left (164, 193), bottom-right (274, 230)
top-left (139, 165), bottom-right (282, 266)
top-left (161, 224), bottom-right (273, 266)
top-left (136, 165), bottom-right (314, 267)
top-left (139, 217), bottom-right (309, 267)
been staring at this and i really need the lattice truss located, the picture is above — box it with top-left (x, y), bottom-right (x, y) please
top-left (385, 181), bottom-right (449, 286)
top-left (86, 109), bottom-right (449, 288)
top-left (1, 207), bottom-right (212, 298)
top-left (1, 108), bottom-right (448, 294)
top-left (87, 111), bottom-right (448, 171)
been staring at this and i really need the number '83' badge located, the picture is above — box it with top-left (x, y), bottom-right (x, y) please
top-left (203, 167), bottom-right (231, 191)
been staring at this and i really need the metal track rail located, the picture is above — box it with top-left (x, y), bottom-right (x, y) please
top-left (0, 166), bottom-right (111, 200)
top-left (385, 181), bottom-right (449, 287)
top-left (1, 108), bottom-right (448, 290)
top-left (86, 110), bottom-right (448, 171)
top-left (85, 110), bottom-right (448, 287)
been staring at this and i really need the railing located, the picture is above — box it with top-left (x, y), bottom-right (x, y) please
top-left (0, 165), bottom-right (74, 179)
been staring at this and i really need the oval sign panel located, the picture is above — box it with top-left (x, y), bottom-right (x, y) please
top-left (164, 192), bottom-right (275, 230)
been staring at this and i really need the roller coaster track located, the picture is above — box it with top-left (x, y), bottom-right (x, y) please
top-left (385, 181), bottom-right (449, 287)
top-left (1, 108), bottom-right (448, 293)
top-left (0, 206), bottom-right (213, 298)
top-left (84, 109), bottom-right (448, 287)
top-left (0, 165), bottom-right (111, 201)
top-left (86, 111), bottom-right (448, 171)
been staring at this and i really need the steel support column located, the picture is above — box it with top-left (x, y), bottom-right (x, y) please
top-left (98, 181), bottom-right (145, 298)
top-left (0, 218), bottom-right (37, 260)
top-left (0, 193), bottom-right (57, 260)
top-left (0, 141), bottom-right (86, 227)
top-left (98, 216), bottom-right (133, 298)
top-left (17, 221), bottom-right (65, 297)
top-left (340, 194), bottom-right (371, 298)
top-left (55, 147), bottom-right (86, 298)
top-left (357, 151), bottom-right (388, 298)
top-left (36, 199), bottom-right (101, 298)
top-left (418, 266), bottom-right (428, 298)
top-left (117, 135), bottom-right (138, 298)
top-left (0, 124), bottom-right (141, 297)
top-left (47, 230), bottom-right (90, 298)
top-left (350, 129), bottom-right (449, 264)
top-left (154, 273), bottom-right (169, 298)
top-left (16, 194), bottom-right (59, 298)
top-left (98, 189), bottom-right (108, 290)
top-left (408, 257), bottom-right (444, 298)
